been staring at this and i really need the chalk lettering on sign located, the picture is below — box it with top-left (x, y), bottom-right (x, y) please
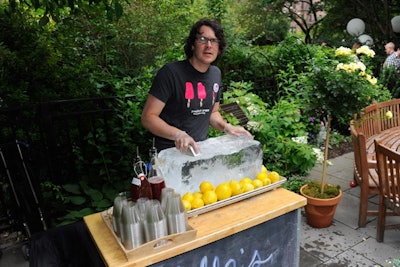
top-left (198, 248), bottom-right (277, 267)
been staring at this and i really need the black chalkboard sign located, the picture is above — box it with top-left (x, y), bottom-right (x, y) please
top-left (150, 210), bottom-right (300, 267)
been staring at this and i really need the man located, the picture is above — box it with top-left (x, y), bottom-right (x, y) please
top-left (383, 42), bottom-right (400, 70)
top-left (141, 19), bottom-right (252, 155)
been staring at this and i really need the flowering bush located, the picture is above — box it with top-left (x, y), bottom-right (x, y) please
top-left (301, 45), bottom-right (390, 127)
top-left (216, 43), bottom-right (392, 180)
top-left (335, 45), bottom-right (377, 85)
top-left (298, 45), bottom-right (391, 194)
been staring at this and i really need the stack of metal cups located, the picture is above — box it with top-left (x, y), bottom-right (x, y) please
top-left (112, 192), bottom-right (128, 237)
top-left (111, 188), bottom-right (189, 250)
top-left (143, 200), bottom-right (168, 246)
top-left (120, 203), bottom-right (145, 249)
top-left (165, 193), bottom-right (188, 234)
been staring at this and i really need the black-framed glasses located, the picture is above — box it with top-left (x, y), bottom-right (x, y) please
top-left (196, 36), bottom-right (220, 45)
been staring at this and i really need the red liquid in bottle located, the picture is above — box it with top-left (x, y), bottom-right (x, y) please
top-left (148, 176), bottom-right (166, 201)
top-left (130, 173), bottom-right (153, 202)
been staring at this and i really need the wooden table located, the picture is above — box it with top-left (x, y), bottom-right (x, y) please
top-left (84, 188), bottom-right (306, 267)
top-left (365, 126), bottom-right (400, 161)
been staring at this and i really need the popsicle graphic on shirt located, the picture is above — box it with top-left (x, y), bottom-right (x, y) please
top-left (185, 82), bottom-right (194, 108)
top-left (197, 82), bottom-right (206, 107)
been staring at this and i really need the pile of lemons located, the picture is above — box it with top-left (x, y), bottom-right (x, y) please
top-left (181, 165), bottom-right (280, 211)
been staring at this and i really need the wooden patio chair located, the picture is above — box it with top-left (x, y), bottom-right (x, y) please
top-left (374, 140), bottom-right (400, 242)
top-left (350, 122), bottom-right (380, 227)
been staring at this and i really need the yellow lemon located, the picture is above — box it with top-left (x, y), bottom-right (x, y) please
top-left (200, 181), bottom-right (214, 193)
top-left (182, 199), bottom-right (191, 211)
top-left (261, 177), bottom-right (271, 186)
top-left (269, 171), bottom-right (280, 183)
top-left (256, 171), bottom-right (269, 181)
top-left (215, 183), bottom-right (232, 200)
top-left (229, 180), bottom-right (243, 196)
top-left (256, 172), bottom-right (271, 185)
top-left (252, 179), bottom-right (264, 189)
top-left (202, 190), bottom-right (218, 205)
top-left (182, 192), bottom-right (194, 203)
top-left (240, 177), bottom-right (253, 185)
top-left (242, 182), bottom-right (255, 192)
top-left (191, 198), bottom-right (204, 209)
top-left (261, 165), bottom-right (268, 173)
top-left (193, 191), bottom-right (203, 199)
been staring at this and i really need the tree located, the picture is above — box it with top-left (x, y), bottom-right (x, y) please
top-left (262, 0), bottom-right (327, 44)
top-left (261, 0), bottom-right (400, 45)
top-left (228, 0), bottom-right (289, 44)
top-left (6, 0), bottom-right (124, 24)
top-left (321, 0), bottom-right (400, 47)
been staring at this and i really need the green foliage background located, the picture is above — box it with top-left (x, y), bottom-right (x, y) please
top-left (0, 0), bottom-right (397, 225)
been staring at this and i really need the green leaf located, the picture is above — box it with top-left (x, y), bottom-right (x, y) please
top-left (63, 184), bottom-right (81, 194)
top-left (93, 199), bottom-right (112, 210)
top-left (87, 188), bottom-right (103, 202)
top-left (65, 195), bottom-right (86, 205)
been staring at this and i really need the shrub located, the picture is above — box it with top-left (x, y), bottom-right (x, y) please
top-left (221, 82), bottom-right (317, 177)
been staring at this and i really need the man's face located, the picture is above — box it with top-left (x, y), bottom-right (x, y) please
top-left (385, 45), bottom-right (393, 55)
top-left (191, 25), bottom-right (220, 66)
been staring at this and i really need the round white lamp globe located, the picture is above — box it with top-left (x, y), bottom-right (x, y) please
top-left (347, 18), bottom-right (365, 37)
top-left (391, 16), bottom-right (400, 33)
top-left (358, 34), bottom-right (373, 45)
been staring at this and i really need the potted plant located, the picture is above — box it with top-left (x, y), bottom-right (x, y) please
top-left (298, 44), bottom-right (386, 228)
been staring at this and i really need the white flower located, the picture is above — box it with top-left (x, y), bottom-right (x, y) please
top-left (246, 121), bottom-right (262, 132)
top-left (385, 110), bottom-right (393, 119)
top-left (246, 105), bottom-right (259, 116)
top-left (291, 136), bottom-right (308, 144)
top-left (356, 45), bottom-right (375, 58)
top-left (365, 74), bottom-right (377, 85)
top-left (336, 61), bottom-right (366, 73)
top-left (335, 46), bottom-right (352, 57)
top-left (312, 147), bottom-right (333, 165)
top-left (312, 148), bottom-right (324, 164)
top-left (355, 61), bottom-right (366, 71)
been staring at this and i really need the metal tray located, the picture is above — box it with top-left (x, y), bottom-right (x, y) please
top-left (187, 177), bottom-right (286, 217)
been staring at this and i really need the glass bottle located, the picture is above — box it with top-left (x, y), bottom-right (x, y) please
top-left (148, 145), bottom-right (158, 178)
top-left (130, 173), bottom-right (153, 202)
top-left (147, 146), bottom-right (166, 201)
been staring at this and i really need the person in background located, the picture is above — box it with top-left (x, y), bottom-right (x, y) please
top-left (141, 18), bottom-right (252, 155)
top-left (351, 41), bottom-right (361, 51)
top-left (351, 41), bottom-right (362, 61)
top-left (383, 42), bottom-right (400, 71)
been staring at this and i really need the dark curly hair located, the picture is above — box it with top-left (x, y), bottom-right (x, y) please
top-left (184, 18), bottom-right (227, 60)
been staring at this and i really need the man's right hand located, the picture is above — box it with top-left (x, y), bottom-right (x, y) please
top-left (174, 131), bottom-right (200, 155)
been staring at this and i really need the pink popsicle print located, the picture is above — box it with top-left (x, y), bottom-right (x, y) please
top-left (185, 82), bottom-right (194, 108)
top-left (197, 82), bottom-right (206, 107)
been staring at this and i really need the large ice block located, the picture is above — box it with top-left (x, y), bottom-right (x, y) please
top-left (156, 135), bottom-right (263, 195)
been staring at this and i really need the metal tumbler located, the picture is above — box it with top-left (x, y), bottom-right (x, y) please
top-left (160, 187), bottom-right (175, 213)
top-left (112, 191), bottom-right (128, 237)
top-left (143, 200), bottom-right (168, 245)
top-left (120, 203), bottom-right (144, 250)
top-left (165, 193), bottom-right (188, 234)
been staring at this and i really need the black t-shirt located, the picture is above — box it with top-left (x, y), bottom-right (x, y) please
top-left (149, 60), bottom-right (222, 151)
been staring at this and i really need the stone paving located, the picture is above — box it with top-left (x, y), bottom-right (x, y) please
top-left (300, 152), bottom-right (400, 267)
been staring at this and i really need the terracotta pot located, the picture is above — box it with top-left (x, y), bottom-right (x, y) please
top-left (300, 184), bottom-right (342, 228)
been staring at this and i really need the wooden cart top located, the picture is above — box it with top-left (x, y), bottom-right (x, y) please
top-left (84, 187), bottom-right (306, 267)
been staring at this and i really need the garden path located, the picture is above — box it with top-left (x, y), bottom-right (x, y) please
top-left (301, 152), bottom-right (400, 266)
